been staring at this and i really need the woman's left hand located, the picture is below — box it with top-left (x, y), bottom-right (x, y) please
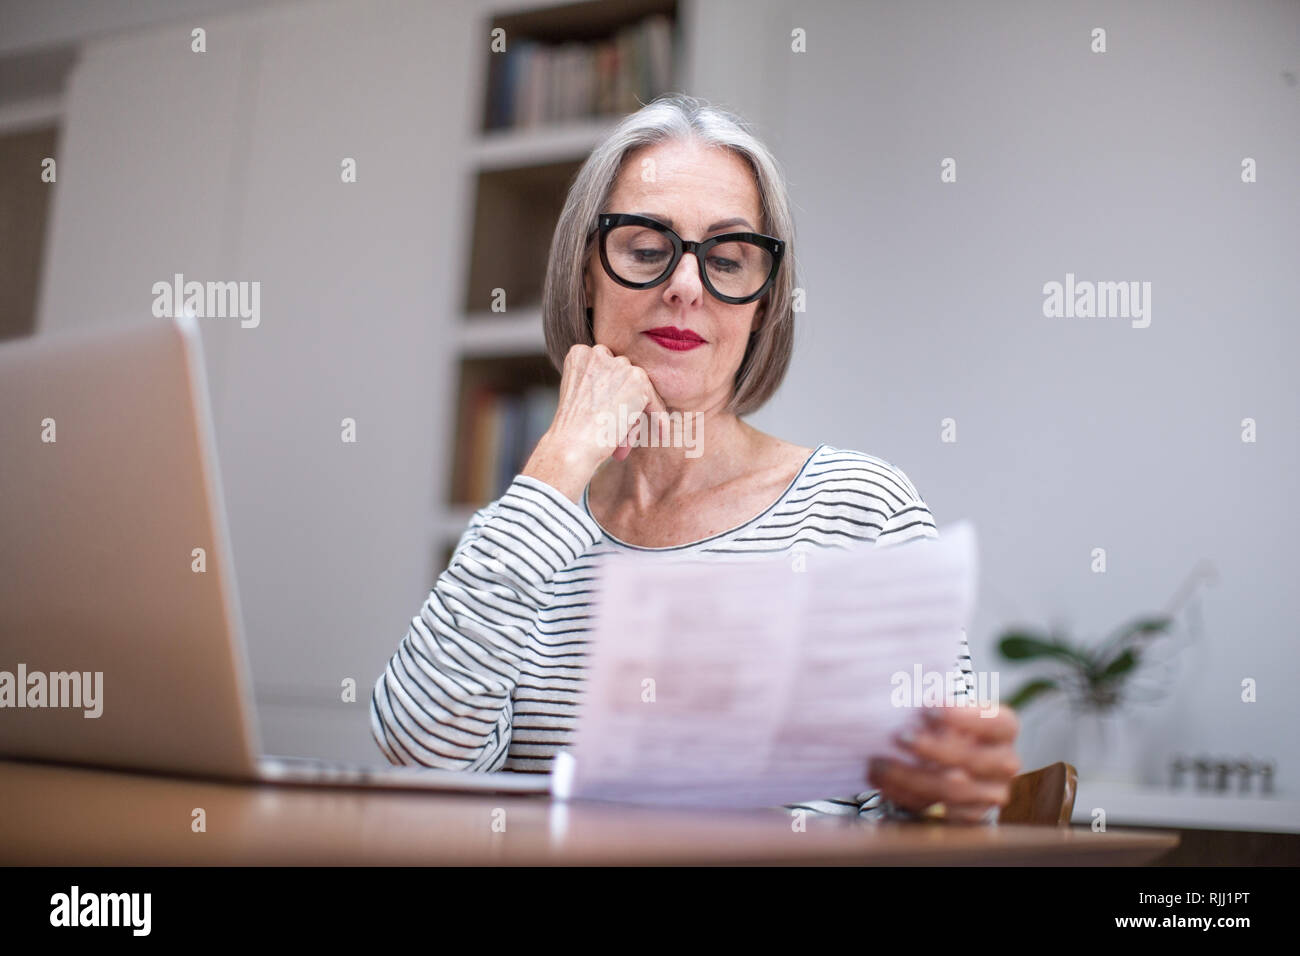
top-left (867, 705), bottom-right (1022, 823)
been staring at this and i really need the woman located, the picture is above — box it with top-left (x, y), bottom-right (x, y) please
top-left (371, 93), bottom-right (1019, 823)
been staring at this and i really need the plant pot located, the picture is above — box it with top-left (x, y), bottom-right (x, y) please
top-left (1069, 707), bottom-right (1142, 784)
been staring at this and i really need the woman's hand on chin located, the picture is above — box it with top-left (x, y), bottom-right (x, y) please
top-left (522, 343), bottom-right (671, 499)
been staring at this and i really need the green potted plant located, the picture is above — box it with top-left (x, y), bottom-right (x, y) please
top-left (996, 560), bottom-right (1217, 782)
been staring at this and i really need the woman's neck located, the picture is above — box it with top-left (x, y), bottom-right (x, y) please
top-left (590, 412), bottom-right (761, 510)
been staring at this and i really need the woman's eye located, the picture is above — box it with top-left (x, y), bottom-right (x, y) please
top-left (633, 248), bottom-right (669, 262)
top-left (707, 256), bottom-right (740, 273)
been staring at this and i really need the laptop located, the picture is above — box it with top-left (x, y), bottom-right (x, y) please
top-left (0, 315), bottom-right (546, 795)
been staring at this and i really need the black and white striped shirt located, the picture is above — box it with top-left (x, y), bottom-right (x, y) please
top-left (370, 443), bottom-right (976, 818)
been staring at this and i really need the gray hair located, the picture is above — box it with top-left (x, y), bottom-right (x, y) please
top-left (541, 93), bottom-right (797, 417)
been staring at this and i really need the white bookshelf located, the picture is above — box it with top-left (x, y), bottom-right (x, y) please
top-left (433, 506), bottom-right (479, 544)
top-left (432, 0), bottom-right (683, 570)
top-left (458, 309), bottom-right (547, 357)
top-left (472, 117), bottom-right (620, 170)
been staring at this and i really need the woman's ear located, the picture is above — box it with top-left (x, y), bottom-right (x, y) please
top-left (749, 300), bottom-right (766, 335)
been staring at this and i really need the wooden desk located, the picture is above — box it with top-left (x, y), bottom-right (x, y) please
top-left (0, 759), bottom-right (1178, 866)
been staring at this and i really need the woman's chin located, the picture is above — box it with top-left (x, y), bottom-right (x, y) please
top-left (639, 369), bottom-right (687, 405)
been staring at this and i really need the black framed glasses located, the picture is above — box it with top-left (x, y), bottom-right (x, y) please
top-left (594, 212), bottom-right (783, 305)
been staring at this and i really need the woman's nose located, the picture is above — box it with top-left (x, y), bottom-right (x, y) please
top-left (665, 251), bottom-right (704, 299)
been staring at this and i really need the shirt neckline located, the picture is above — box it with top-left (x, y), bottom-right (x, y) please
top-left (580, 442), bottom-right (830, 552)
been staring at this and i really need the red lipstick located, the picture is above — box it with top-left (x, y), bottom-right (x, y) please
top-left (644, 326), bottom-right (706, 352)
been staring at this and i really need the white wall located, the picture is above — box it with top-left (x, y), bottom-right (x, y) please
top-left (0, 0), bottom-right (278, 57)
top-left (37, 0), bottom-right (473, 760)
top-left (29, 0), bottom-right (1300, 794)
top-left (697, 0), bottom-right (1300, 790)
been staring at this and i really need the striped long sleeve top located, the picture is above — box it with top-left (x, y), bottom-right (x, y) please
top-left (370, 442), bottom-right (976, 818)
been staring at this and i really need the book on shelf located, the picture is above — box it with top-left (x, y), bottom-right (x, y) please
top-left (455, 383), bottom-right (559, 506)
top-left (486, 13), bottom-right (674, 131)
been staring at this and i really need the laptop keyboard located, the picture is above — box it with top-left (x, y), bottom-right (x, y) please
top-left (257, 754), bottom-right (550, 792)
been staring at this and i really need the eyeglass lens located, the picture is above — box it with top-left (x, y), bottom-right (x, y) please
top-left (605, 223), bottom-right (773, 300)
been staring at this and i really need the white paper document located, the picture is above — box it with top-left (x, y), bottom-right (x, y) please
top-left (549, 521), bottom-right (979, 809)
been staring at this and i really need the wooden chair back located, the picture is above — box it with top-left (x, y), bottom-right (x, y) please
top-left (998, 761), bottom-right (1078, 825)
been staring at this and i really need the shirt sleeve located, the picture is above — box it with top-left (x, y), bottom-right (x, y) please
top-left (783, 493), bottom-right (981, 821)
top-left (369, 474), bottom-right (602, 771)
